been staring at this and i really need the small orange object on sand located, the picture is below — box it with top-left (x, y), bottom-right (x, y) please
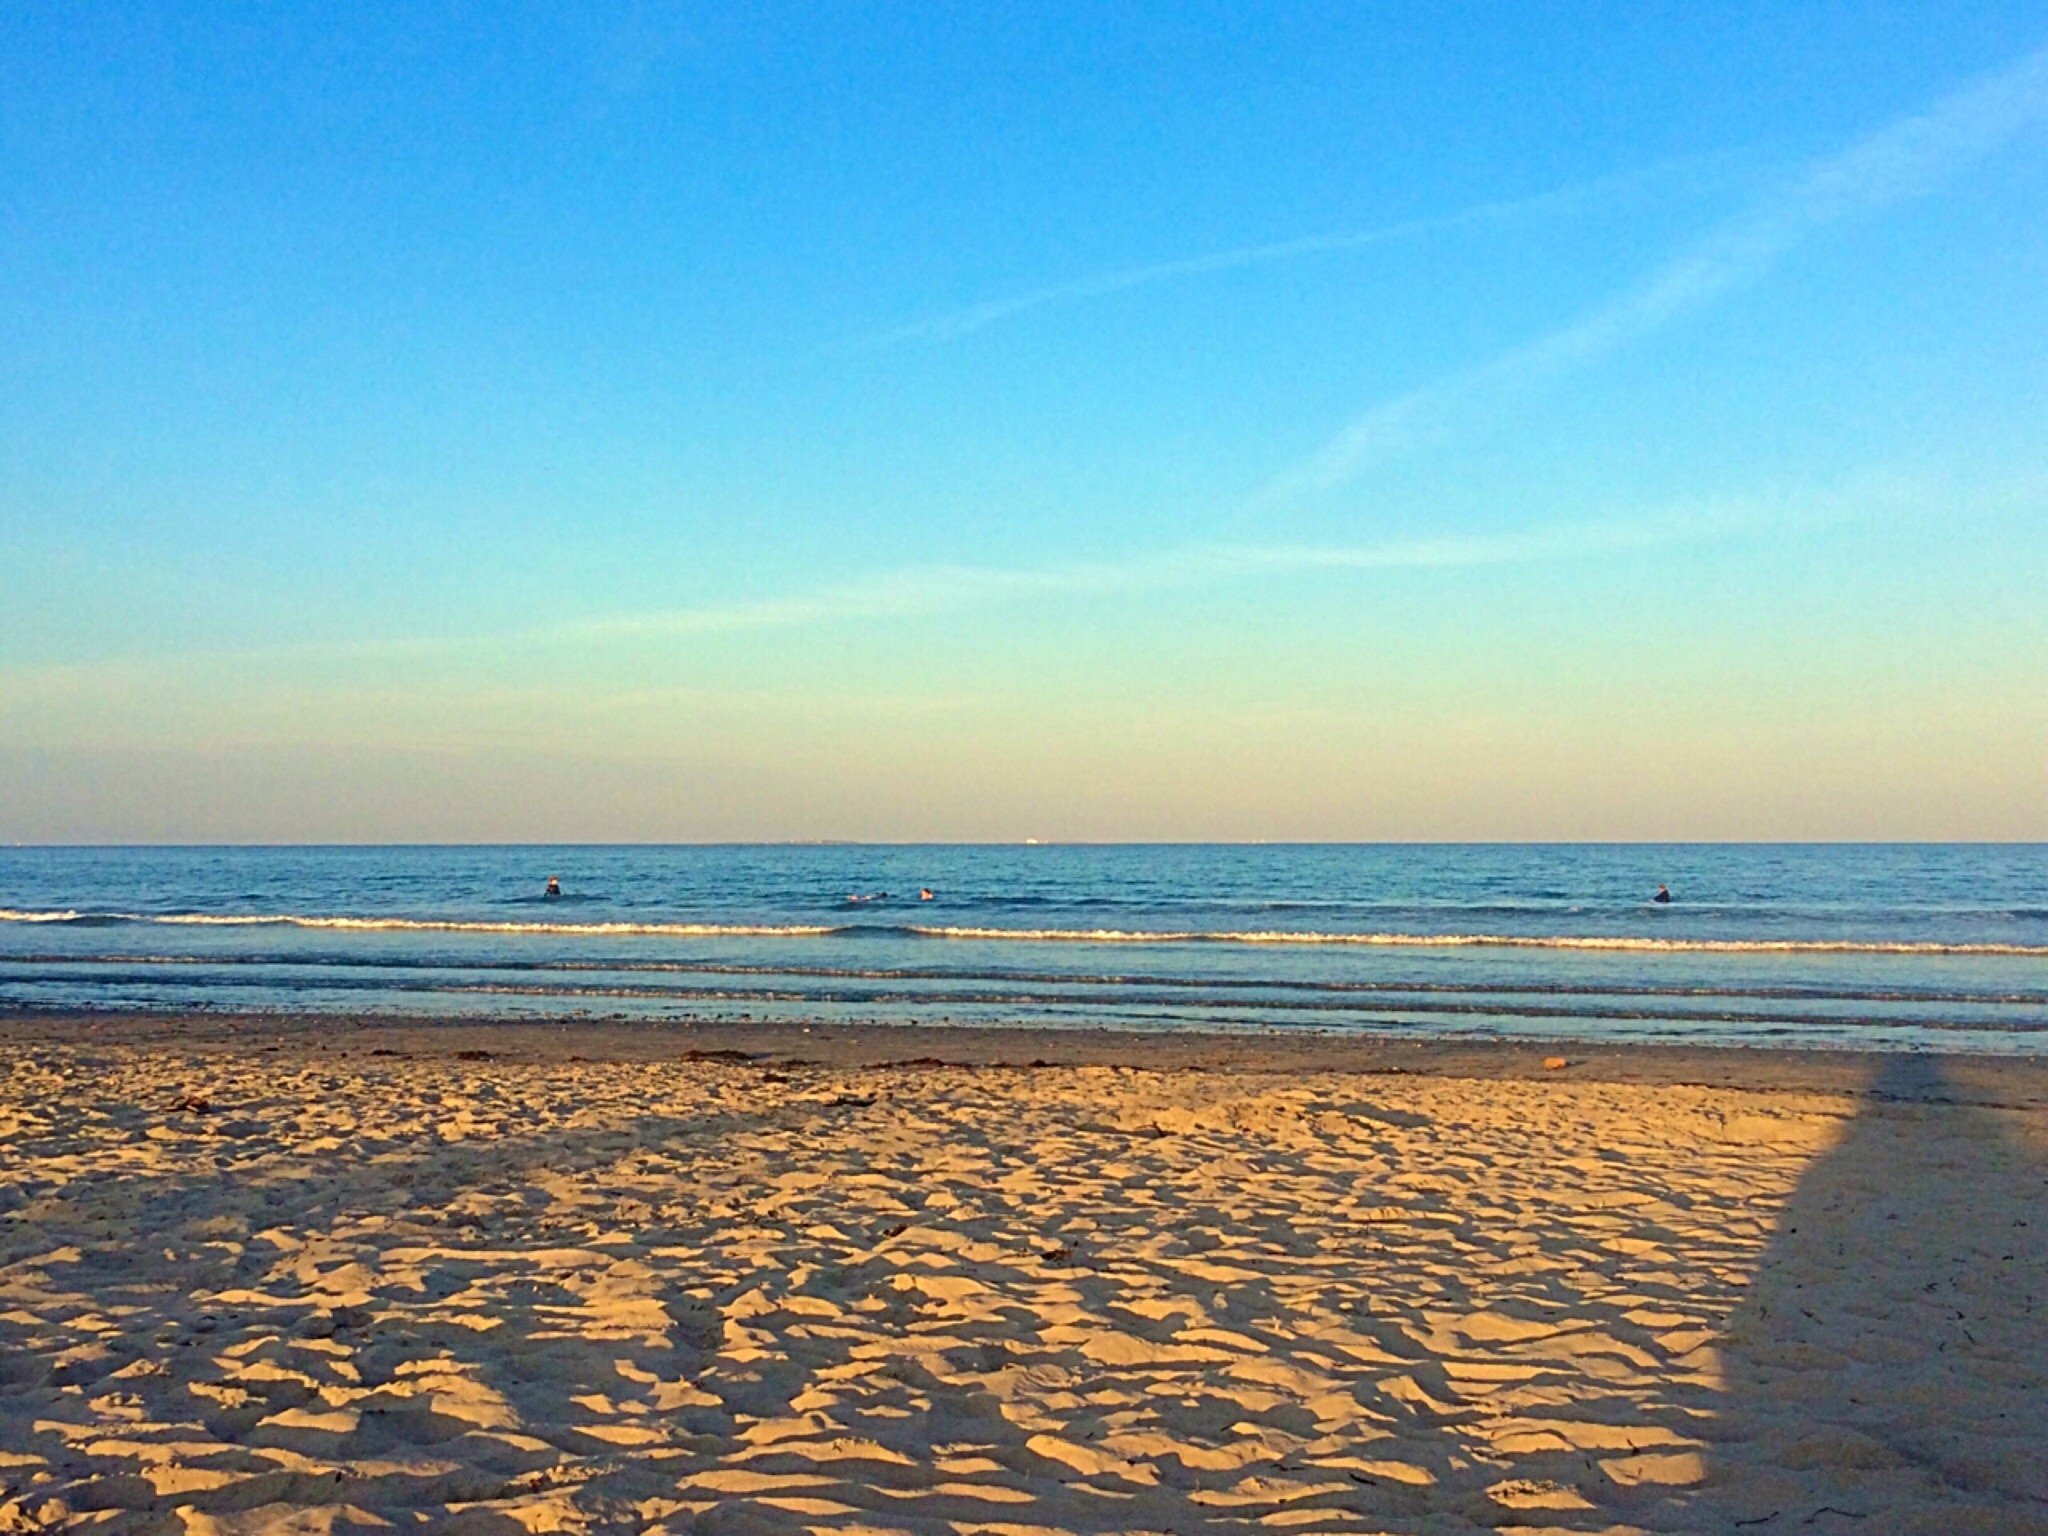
top-left (1543, 1056), bottom-right (1569, 1070)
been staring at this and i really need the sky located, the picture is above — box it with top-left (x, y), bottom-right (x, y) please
top-left (2, 3), bottom-right (2045, 842)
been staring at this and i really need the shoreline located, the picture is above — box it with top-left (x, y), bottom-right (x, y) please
top-left (11, 1005), bottom-right (2048, 1106)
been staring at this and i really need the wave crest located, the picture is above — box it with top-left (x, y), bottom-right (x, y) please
top-left (0, 910), bottom-right (840, 939)
top-left (905, 925), bottom-right (2048, 956)
top-left (1, 909), bottom-right (2044, 956)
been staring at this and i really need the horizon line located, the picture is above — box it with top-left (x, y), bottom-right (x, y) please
top-left (7, 839), bottom-right (2044, 850)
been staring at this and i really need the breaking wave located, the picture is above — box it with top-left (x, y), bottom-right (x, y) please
top-left (1, 909), bottom-right (2044, 955)
top-left (905, 925), bottom-right (2048, 955)
top-left (0, 910), bottom-right (837, 938)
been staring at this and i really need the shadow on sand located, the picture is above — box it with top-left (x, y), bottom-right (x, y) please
top-left (1679, 1054), bottom-right (2048, 1534)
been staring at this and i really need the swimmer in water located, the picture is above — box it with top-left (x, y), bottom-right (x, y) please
top-left (1652, 884), bottom-right (1671, 904)
top-left (919, 888), bottom-right (935, 901)
top-left (545, 875), bottom-right (561, 898)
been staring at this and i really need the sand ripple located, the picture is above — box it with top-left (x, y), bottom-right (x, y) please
top-left (2, 1034), bottom-right (2044, 1533)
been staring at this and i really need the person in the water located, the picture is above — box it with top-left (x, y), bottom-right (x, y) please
top-left (919, 888), bottom-right (935, 901)
top-left (1652, 884), bottom-right (1672, 904)
top-left (545, 875), bottom-right (561, 898)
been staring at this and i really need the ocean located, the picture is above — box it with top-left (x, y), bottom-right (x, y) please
top-left (3, 844), bottom-right (2045, 1050)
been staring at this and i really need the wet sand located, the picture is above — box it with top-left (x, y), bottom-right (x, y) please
top-left (3, 1011), bottom-right (2045, 1533)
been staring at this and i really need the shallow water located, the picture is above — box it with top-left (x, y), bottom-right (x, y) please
top-left (3, 844), bottom-right (2045, 1049)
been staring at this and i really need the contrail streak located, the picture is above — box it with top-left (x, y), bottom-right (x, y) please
top-left (843, 156), bottom-right (1739, 352)
top-left (1264, 42), bottom-right (2048, 501)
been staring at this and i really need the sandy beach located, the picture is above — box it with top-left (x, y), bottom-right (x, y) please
top-left (3, 1013), bottom-right (2045, 1535)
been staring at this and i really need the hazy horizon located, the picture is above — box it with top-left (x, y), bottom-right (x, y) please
top-left (8, 838), bottom-right (2047, 851)
top-left (5, 7), bottom-right (2045, 842)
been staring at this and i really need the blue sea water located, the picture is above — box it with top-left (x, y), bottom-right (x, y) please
top-left (3, 844), bottom-right (2045, 1050)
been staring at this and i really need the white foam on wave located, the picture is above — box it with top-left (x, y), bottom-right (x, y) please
top-left (906, 925), bottom-right (2048, 956)
top-left (1, 909), bottom-right (2043, 955)
top-left (175, 915), bottom-right (845, 938)
top-left (0, 911), bottom-right (840, 938)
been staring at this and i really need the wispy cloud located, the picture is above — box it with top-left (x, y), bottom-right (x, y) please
top-left (518, 475), bottom-right (1868, 647)
top-left (842, 155), bottom-right (1740, 352)
top-left (1265, 41), bottom-right (2048, 501)
top-left (0, 483), bottom-right (1792, 701)
top-left (3, 467), bottom-right (1992, 712)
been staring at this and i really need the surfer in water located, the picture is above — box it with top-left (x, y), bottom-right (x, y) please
top-left (545, 875), bottom-right (562, 899)
top-left (1652, 884), bottom-right (1672, 904)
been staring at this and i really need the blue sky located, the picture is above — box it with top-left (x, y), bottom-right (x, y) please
top-left (3, 3), bottom-right (2045, 840)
